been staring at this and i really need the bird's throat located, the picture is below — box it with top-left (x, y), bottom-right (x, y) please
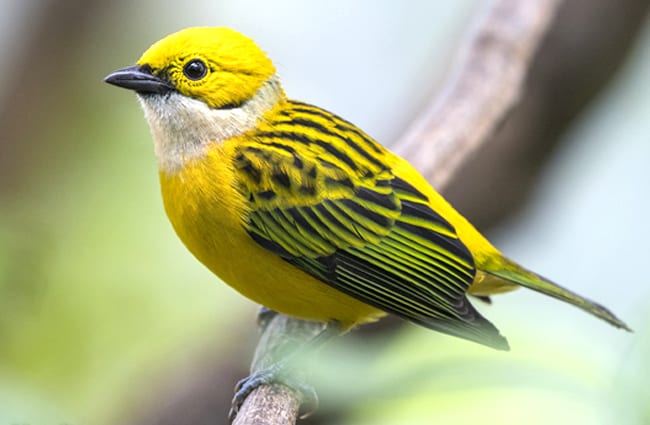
top-left (137, 76), bottom-right (285, 174)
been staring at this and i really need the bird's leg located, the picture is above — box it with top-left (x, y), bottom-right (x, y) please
top-left (256, 305), bottom-right (278, 331)
top-left (228, 321), bottom-right (342, 421)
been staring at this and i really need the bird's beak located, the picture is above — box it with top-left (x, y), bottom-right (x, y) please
top-left (104, 65), bottom-right (174, 94)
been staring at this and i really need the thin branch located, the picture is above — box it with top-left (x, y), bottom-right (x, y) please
top-left (232, 0), bottom-right (562, 423)
top-left (394, 0), bottom-right (562, 187)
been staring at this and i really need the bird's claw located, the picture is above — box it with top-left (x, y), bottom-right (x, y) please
top-left (228, 367), bottom-right (318, 422)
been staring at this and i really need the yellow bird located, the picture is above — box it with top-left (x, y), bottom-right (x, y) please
top-left (105, 27), bottom-right (628, 350)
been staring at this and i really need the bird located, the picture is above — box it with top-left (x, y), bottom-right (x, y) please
top-left (105, 25), bottom-right (629, 410)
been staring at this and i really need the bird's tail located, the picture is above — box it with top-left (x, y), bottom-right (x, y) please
top-left (485, 259), bottom-right (631, 331)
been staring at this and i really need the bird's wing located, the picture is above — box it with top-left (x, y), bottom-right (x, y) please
top-left (233, 101), bottom-right (508, 349)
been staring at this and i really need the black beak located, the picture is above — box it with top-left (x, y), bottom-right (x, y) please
top-left (104, 65), bottom-right (174, 94)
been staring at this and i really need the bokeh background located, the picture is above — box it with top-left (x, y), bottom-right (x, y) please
top-left (1, 1), bottom-right (648, 424)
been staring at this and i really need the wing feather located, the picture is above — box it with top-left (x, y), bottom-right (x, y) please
top-left (234, 100), bottom-right (509, 350)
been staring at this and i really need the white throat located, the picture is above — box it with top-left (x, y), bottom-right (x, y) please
top-left (137, 75), bottom-right (283, 174)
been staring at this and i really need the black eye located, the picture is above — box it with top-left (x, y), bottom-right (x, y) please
top-left (183, 59), bottom-right (207, 80)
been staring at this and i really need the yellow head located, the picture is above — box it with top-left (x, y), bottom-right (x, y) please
top-left (105, 27), bottom-right (285, 173)
top-left (137, 27), bottom-right (276, 109)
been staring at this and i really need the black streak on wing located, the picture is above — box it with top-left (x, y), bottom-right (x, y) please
top-left (355, 187), bottom-right (399, 211)
top-left (257, 190), bottom-right (277, 201)
top-left (298, 185), bottom-right (317, 196)
top-left (401, 200), bottom-right (456, 234)
top-left (334, 199), bottom-right (393, 227)
top-left (313, 203), bottom-right (352, 234)
top-left (289, 117), bottom-right (387, 171)
top-left (392, 177), bottom-right (428, 201)
top-left (257, 131), bottom-right (358, 171)
top-left (324, 176), bottom-right (355, 190)
top-left (248, 226), bottom-right (293, 258)
top-left (271, 170), bottom-right (292, 189)
top-left (395, 221), bottom-right (471, 263)
top-left (237, 158), bottom-right (262, 184)
top-left (338, 198), bottom-right (393, 228)
top-left (288, 101), bottom-right (384, 155)
top-left (286, 207), bottom-right (321, 238)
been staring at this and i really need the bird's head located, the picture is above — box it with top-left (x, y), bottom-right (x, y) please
top-left (105, 27), bottom-right (284, 173)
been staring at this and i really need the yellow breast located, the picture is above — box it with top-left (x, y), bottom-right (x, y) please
top-left (159, 139), bottom-right (385, 329)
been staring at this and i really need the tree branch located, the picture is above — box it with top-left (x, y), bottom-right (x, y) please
top-left (394, 0), bottom-right (562, 187)
top-left (232, 1), bottom-right (562, 423)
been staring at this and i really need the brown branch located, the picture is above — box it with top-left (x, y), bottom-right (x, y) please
top-left (232, 0), bottom-right (562, 424)
top-left (394, 0), bottom-right (562, 187)
top-left (444, 0), bottom-right (650, 229)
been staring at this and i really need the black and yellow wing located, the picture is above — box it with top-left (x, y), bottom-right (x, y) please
top-left (233, 101), bottom-right (508, 350)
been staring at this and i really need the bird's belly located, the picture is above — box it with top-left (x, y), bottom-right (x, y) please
top-left (159, 164), bottom-right (384, 329)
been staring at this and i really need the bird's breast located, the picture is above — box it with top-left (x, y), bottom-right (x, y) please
top-left (158, 140), bottom-right (384, 327)
top-left (159, 142), bottom-right (249, 280)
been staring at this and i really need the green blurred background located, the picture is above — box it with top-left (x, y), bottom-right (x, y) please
top-left (0, 1), bottom-right (648, 424)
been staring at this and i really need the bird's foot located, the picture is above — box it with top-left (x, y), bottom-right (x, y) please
top-left (228, 363), bottom-right (318, 422)
top-left (228, 320), bottom-right (340, 421)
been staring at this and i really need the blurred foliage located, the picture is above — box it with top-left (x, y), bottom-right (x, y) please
top-left (0, 2), bottom-right (648, 425)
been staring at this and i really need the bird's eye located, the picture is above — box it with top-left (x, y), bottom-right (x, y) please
top-left (183, 59), bottom-right (208, 80)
